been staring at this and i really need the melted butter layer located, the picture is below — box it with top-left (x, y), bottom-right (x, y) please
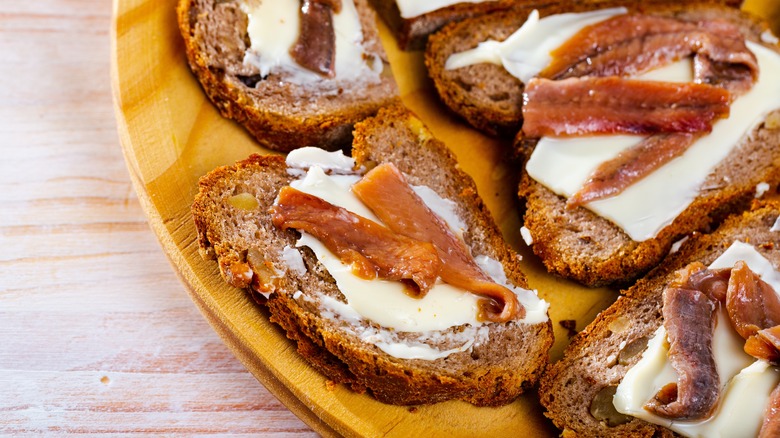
top-left (614, 241), bottom-right (780, 437)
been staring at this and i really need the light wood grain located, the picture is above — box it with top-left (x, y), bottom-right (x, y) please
top-left (5, 0), bottom-right (777, 436)
top-left (0, 0), bottom-right (314, 435)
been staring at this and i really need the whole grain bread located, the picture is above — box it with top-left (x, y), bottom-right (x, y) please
top-left (538, 202), bottom-right (780, 437)
top-left (517, 9), bottom-right (780, 287)
top-left (425, 1), bottom-right (745, 137)
top-left (368, 0), bottom-right (519, 51)
top-left (191, 104), bottom-right (553, 406)
top-left (425, 2), bottom-right (780, 287)
top-left (177, 0), bottom-right (399, 152)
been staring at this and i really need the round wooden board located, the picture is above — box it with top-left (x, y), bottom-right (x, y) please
top-left (110, 0), bottom-right (780, 436)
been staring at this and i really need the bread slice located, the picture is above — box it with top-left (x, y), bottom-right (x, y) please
top-left (191, 104), bottom-right (553, 406)
top-left (425, 2), bottom-right (780, 287)
top-left (515, 6), bottom-right (780, 287)
top-left (368, 0), bottom-right (518, 51)
top-left (425, 1), bottom-right (745, 137)
top-left (538, 201), bottom-right (780, 436)
top-left (177, 0), bottom-right (399, 152)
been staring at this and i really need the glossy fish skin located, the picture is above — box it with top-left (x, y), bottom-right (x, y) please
top-left (541, 14), bottom-right (699, 79)
top-left (567, 133), bottom-right (699, 208)
top-left (290, 0), bottom-right (339, 77)
top-left (353, 163), bottom-right (524, 323)
top-left (271, 186), bottom-right (442, 295)
top-left (645, 287), bottom-right (719, 420)
top-left (522, 77), bottom-right (730, 138)
top-left (761, 383), bottom-right (780, 438)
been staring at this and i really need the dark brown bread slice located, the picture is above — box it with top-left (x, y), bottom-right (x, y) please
top-left (519, 47), bottom-right (780, 287)
top-left (191, 104), bottom-right (553, 406)
top-left (177, 0), bottom-right (399, 152)
top-left (538, 202), bottom-right (780, 436)
top-left (425, 1), bottom-right (746, 137)
top-left (431, 3), bottom-right (780, 287)
top-left (368, 0), bottom-right (519, 51)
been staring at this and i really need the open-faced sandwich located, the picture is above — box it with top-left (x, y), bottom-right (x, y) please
top-left (540, 202), bottom-right (780, 437)
top-left (191, 105), bottom-right (552, 406)
top-left (177, 0), bottom-right (399, 152)
top-left (429, 2), bottom-right (780, 287)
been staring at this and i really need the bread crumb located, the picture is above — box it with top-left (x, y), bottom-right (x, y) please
top-left (771, 216), bottom-right (780, 232)
top-left (755, 182), bottom-right (770, 198)
top-left (559, 320), bottom-right (578, 338)
top-left (408, 406), bottom-right (419, 413)
top-left (520, 226), bottom-right (534, 246)
top-left (670, 236), bottom-right (689, 254)
top-left (325, 380), bottom-right (337, 391)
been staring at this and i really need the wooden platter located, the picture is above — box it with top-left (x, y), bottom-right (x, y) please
top-left (110, 0), bottom-right (780, 436)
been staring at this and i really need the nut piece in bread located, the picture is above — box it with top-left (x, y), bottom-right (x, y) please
top-left (191, 105), bottom-right (553, 406)
top-left (177, 0), bottom-right (399, 152)
top-left (539, 202), bottom-right (780, 437)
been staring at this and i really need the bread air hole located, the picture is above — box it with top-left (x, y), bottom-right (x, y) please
top-left (590, 385), bottom-right (631, 427)
top-left (237, 74), bottom-right (266, 88)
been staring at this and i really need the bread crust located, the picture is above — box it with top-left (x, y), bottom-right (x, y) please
top-left (192, 105), bottom-right (553, 406)
top-left (538, 202), bottom-right (780, 437)
top-left (369, 0), bottom-right (518, 51)
top-left (177, 0), bottom-right (399, 152)
top-left (425, 1), bottom-right (746, 137)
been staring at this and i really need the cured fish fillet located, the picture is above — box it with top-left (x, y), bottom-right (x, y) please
top-left (353, 163), bottom-right (524, 322)
top-left (522, 77), bottom-right (730, 138)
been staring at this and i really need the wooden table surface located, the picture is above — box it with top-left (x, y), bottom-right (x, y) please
top-left (0, 1), bottom-right (315, 435)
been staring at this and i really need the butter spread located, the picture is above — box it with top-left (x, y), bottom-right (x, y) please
top-left (444, 8), bottom-right (627, 83)
top-left (282, 148), bottom-right (549, 358)
top-left (526, 42), bottom-right (780, 241)
top-left (241, 0), bottom-right (381, 85)
top-left (614, 241), bottom-right (780, 437)
top-left (319, 293), bottom-right (491, 360)
top-left (396, 0), bottom-right (495, 19)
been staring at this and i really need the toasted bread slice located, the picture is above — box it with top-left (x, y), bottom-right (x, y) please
top-left (513, 5), bottom-right (780, 287)
top-left (177, 0), bottom-right (399, 152)
top-left (538, 202), bottom-right (780, 436)
top-left (192, 105), bottom-right (553, 406)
